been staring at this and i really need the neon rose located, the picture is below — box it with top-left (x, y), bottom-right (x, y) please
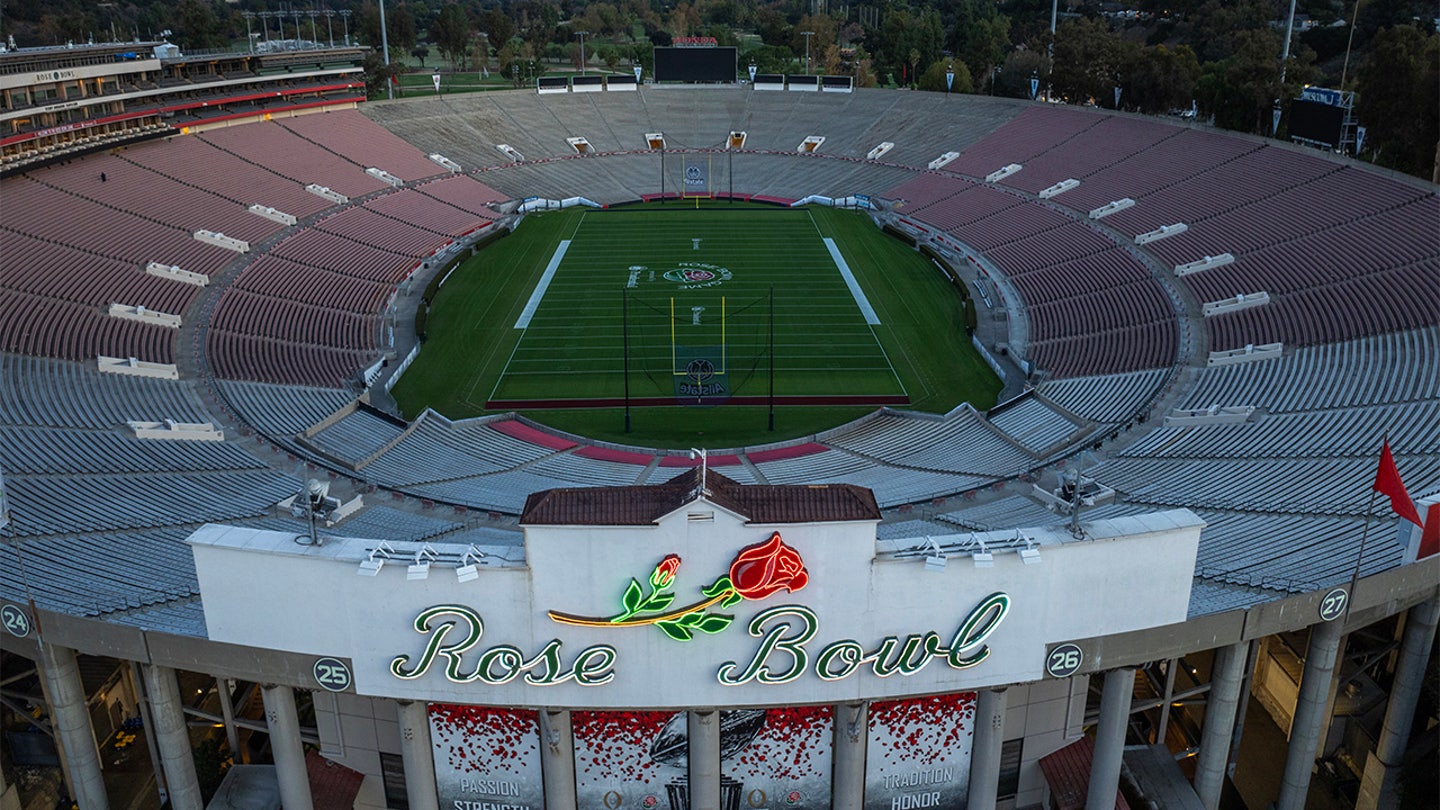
top-left (729, 533), bottom-right (808, 600)
top-left (650, 554), bottom-right (682, 589)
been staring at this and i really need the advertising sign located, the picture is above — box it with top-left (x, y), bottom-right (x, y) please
top-left (864, 693), bottom-right (976, 810)
top-left (429, 704), bottom-right (544, 809)
top-left (573, 710), bottom-right (681, 808)
top-left (722, 706), bottom-right (833, 808)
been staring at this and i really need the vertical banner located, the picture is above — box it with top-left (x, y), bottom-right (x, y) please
top-left (573, 710), bottom-right (682, 808)
top-left (1029, 77), bottom-right (1039, 99)
top-left (864, 693), bottom-right (976, 810)
top-left (722, 706), bottom-right (833, 809)
top-left (682, 155), bottom-right (710, 197)
top-left (429, 704), bottom-right (544, 808)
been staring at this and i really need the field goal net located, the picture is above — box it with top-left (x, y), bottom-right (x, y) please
top-left (680, 154), bottom-right (714, 199)
top-left (627, 291), bottom-right (769, 405)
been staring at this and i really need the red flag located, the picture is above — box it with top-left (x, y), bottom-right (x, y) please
top-left (1373, 441), bottom-right (1423, 527)
top-left (1419, 502), bottom-right (1439, 560)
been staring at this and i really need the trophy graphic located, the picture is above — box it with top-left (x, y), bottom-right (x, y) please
top-left (648, 709), bottom-right (768, 810)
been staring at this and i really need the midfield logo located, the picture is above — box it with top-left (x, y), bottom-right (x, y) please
top-left (663, 262), bottom-right (732, 289)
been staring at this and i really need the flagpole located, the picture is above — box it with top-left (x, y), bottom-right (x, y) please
top-left (1346, 433), bottom-right (1394, 620)
top-left (1344, 486), bottom-right (1380, 621)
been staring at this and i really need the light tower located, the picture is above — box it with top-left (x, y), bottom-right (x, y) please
top-left (575, 31), bottom-right (590, 74)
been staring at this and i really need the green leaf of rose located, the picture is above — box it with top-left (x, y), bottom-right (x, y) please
top-left (720, 592), bottom-right (743, 608)
top-left (700, 575), bottom-right (732, 598)
top-left (695, 614), bottom-right (734, 634)
top-left (656, 620), bottom-right (692, 641)
top-left (645, 591), bottom-right (675, 613)
top-left (678, 611), bottom-right (705, 627)
top-left (620, 579), bottom-right (643, 617)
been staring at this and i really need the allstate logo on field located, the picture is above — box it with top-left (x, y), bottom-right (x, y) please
top-left (663, 262), bottom-right (732, 289)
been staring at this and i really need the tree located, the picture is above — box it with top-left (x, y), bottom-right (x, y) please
top-left (1051, 17), bottom-right (1136, 105)
top-left (358, 1), bottom-right (417, 61)
top-left (951, 0), bottom-right (1012, 84)
top-left (1196, 28), bottom-right (1283, 133)
top-left (996, 47), bottom-right (1048, 99)
top-left (1125, 44), bottom-right (1201, 114)
top-left (388, 3), bottom-right (417, 56)
top-left (362, 50), bottom-right (401, 96)
top-left (412, 44), bottom-right (429, 68)
top-left (174, 0), bottom-right (224, 50)
top-left (477, 9), bottom-right (514, 49)
top-left (918, 60), bottom-right (974, 93)
top-left (1355, 25), bottom-right (1439, 178)
top-left (792, 14), bottom-right (839, 72)
top-left (431, 3), bottom-right (471, 70)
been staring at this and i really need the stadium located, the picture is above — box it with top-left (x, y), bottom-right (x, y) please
top-left (1, 39), bottom-right (1438, 810)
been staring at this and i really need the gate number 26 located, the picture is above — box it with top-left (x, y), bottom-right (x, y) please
top-left (1046, 643), bottom-right (1083, 678)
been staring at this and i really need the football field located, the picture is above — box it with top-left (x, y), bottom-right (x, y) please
top-left (392, 203), bottom-right (1001, 444)
top-left (489, 207), bottom-right (904, 405)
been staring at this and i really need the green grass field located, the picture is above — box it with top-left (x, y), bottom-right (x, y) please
top-left (392, 203), bottom-right (1001, 446)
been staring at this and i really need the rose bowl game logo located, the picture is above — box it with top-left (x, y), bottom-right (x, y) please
top-left (663, 262), bottom-right (732, 289)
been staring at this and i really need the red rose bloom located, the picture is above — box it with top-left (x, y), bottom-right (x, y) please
top-left (651, 554), bottom-right (681, 588)
top-left (728, 533), bottom-right (808, 600)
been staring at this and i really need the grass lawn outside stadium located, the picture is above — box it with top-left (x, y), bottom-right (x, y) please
top-left (392, 203), bottom-right (1002, 447)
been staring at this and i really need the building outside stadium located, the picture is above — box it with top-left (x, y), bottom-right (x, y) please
top-left (1, 37), bottom-right (1438, 810)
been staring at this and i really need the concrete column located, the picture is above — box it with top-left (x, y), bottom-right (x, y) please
top-left (1154, 657), bottom-right (1179, 745)
top-left (969, 688), bottom-right (1008, 810)
top-left (539, 710), bottom-right (577, 810)
top-left (1356, 593), bottom-right (1440, 810)
top-left (1193, 641), bottom-right (1248, 810)
top-left (140, 665), bottom-right (203, 810)
top-left (396, 701), bottom-right (439, 810)
top-left (215, 677), bottom-right (241, 763)
top-left (126, 661), bottom-right (167, 805)
top-left (1275, 617), bottom-right (1344, 810)
top-left (1225, 639), bottom-right (1258, 779)
top-left (831, 703), bottom-right (867, 810)
top-left (688, 710), bottom-right (721, 810)
top-left (1086, 668), bottom-right (1134, 810)
top-left (38, 642), bottom-right (108, 810)
top-left (261, 684), bottom-right (313, 810)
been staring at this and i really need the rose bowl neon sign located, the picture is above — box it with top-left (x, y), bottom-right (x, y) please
top-left (388, 533), bottom-right (1010, 687)
top-left (548, 533), bottom-right (809, 641)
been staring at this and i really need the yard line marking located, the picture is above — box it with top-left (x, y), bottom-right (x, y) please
top-left (513, 239), bottom-right (570, 329)
top-left (823, 237), bottom-right (880, 325)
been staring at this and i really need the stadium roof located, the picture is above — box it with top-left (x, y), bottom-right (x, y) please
top-left (520, 467), bottom-right (881, 526)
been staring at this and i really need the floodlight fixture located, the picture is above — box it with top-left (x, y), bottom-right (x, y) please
top-left (455, 545), bottom-right (487, 583)
top-left (407, 545), bottom-right (438, 581)
top-left (923, 537), bottom-right (947, 571)
top-left (971, 537), bottom-right (994, 568)
top-left (1020, 535), bottom-right (1042, 565)
top-left (357, 540), bottom-right (396, 576)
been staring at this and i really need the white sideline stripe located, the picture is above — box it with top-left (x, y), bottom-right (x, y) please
top-left (514, 240), bottom-right (570, 328)
top-left (824, 238), bottom-right (880, 325)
